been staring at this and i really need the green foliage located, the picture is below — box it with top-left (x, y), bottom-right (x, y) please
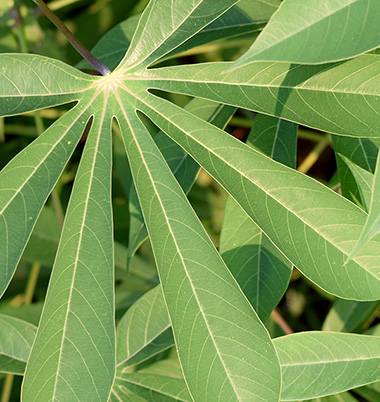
top-left (1, 0), bottom-right (380, 401)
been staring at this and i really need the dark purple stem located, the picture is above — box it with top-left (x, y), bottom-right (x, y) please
top-left (34, 0), bottom-right (111, 75)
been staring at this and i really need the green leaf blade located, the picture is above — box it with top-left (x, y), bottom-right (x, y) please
top-left (220, 199), bottom-right (292, 323)
top-left (336, 154), bottom-right (374, 211)
top-left (117, 286), bottom-right (173, 368)
top-left (81, 0), bottom-right (278, 72)
top-left (0, 101), bottom-right (93, 297)
top-left (21, 96), bottom-right (115, 402)
top-left (117, 0), bottom-right (241, 71)
top-left (0, 54), bottom-right (93, 116)
top-left (322, 298), bottom-right (379, 333)
top-left (114, 372), bottom-right (191, 402)
top-left (347, 151), bottom-right (380, 259)
top-left (274, 332), bottom-right (380, 400)
top-left (128, 99), bottom-right (235, 265)
top-left (136, 55), bottom-right (380, 138)
top-left (0, 315), bottom-right (36, 375)
top-left (134, 91), bottom-right (380, 301)
top-left (115, 92), bottom-right (281, 402)
top-left (233, 0), bottom-right (380, 66)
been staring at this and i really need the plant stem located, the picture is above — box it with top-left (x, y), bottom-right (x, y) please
top-left (34, 0), bottom-right (111, 75)
top-left (12, 5), bottom-right (28, 53)
top-left (0, 118), bottom-right (4, 142)
top-left (24, 262), bottom-right (41, 304)
top-left (51, 189), bottom-right (65, 228)
top-left (270, 308), bottom-right (294, 335)
top-left (33, 112), bottom-right (45, 136)
top-left (297, 134), bottom-right (331, 174)
top-left (0, 374), bottom-right (14, 402)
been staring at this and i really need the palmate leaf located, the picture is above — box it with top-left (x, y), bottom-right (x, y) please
top-left (1, 0), bottom-right (380, 400)
top-left (233, 0), bottom-right (380, 67)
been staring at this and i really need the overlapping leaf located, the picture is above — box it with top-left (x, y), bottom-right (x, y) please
top-left (233, 0), bottom-right (380, 66)
top-left (349, 152), bottom-right (380, 259)
top-left (134, 55), bottom-right (380, 138)
top-left (220, 114), bottom-right (295, 321)
top-left (114, 90), bottom-right (281, 402)
top-left (128, 99), bottom-right (235, 264)
top-left (116, 286), bottom-right (172, 368)
top-left (274, 332), bottom-right (380, 400)
top-left (22, 95), bottom-right (115, 402)
top-left (0, 315), bottom-right (36, 375)
top-left (333, 135), bottom-right (379, 208)
top-left (127, 90), bottom-right (380, 300)
top-left (336, 154), bottom-right (374, 211)
top-left (118, 0), bottom-right (241, 71)
top-left (322, 297), bottom-right (379, 333)
top-left (81, 0), bottom-right (279, 71)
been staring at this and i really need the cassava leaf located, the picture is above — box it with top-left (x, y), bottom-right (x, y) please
top-left (322, 297), bottom-right (379, 333)
top-left (117, 286), bottom-right (173, 368)
top-left (21, 207), bottom-right (61, 267)
top-left (247, 114), bottom-right (297, 169)
top-left (332, 135), bottom-right (379, 208)
top-left (347, 151), bottom-right (380, 260)
top-left (2, 0), bottom-right (380, 400)
top-left (128, 90), bottom-right (380, 301)
top-left (220, 197), bottom-right (292, 322)
top-left (113, 372), bottom-right (191, 402)
top-left (114, 91), bottom-right (281, 402)
top-left (220, 114), bottom-right (295, 322)
top-left (0, 315), bottom-right (36, 375)
top-left (0, 98), bottom-right (94, 297)
top-left (117, 0), bottom-right (241, 71)
top-left (336, 154), bottom-right (374, 211)
top-left (274, 332), bottom-right (380, 400)
top-left (134, 54), bottom-right (380, 138)
top-left (128, 99), bottom-right (235, 265)
top-left (233, 0), bottom-right (380, 67)
top-left (0, 54), bottom-right (93, 117)
top-left (22, 96), bottom-right (115, 402)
